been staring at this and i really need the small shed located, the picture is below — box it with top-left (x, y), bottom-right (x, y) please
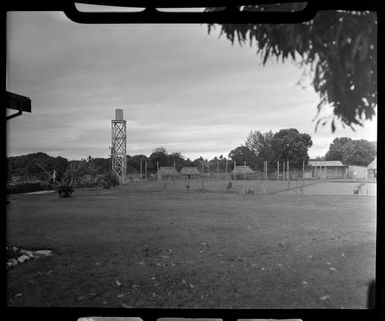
top-left (157, 166), bottom-right (179, 180)
top-left (367, 157), bottom-right (377, 179)
top-left (308, 160), bottom-right (347, 179)
top-left (347, 165), bottom-right (368, 179)
top-left (232, 165), bottom-right (254, 179)
top-left (180, 167), bottom-right (200, 177)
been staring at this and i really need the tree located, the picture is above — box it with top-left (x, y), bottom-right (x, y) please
top-left (126, 154), bottom-right (148, 173)
top-left (183, 157), bottom-right (194, 168)
top-left (93, 158), bottom-right (110, 174)
top-left (325, 137), bottom-right (352, 161)
top-left (213, 154), bottom-right (230, 172)
top-left (168, 152), bottom-right (186, 171)
top-left (192, 156), bottom-right (207, 172)
top-left (245, 130), bottom-right (274, 155)
top-left (244, 129), bottom-right (312, 170)
top-left (228, 146), bottom-right (258, 169)
top-left (8, 152), bottom-right (69, 182)
top-left (148, 147), bottom-right (170, 170)
top-left (325, 137), bottom-right (376, 165)
top-left (153, 147), bottom-right (167, 154)
top-left (206, 6), bottom-right (377, 131)
top-left (270, 128), bottom-right (313, 168)
top-left (340, 139), bottom-right (376, 166)
top-left (245, 130), bottom-right (275, 170)
top-left (209, 156), bottom-right (228, 173)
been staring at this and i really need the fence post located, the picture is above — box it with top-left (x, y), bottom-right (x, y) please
top-left (324, 162), bottom-right (327, 181)
top-left (173, 162), bottom-right (176, 188)
top-left (201, 162), bottom-right (204, 190)
top-left (265, 161), bottom-right (268, 180)
top-left (234, 161), bottom-right (236, 180)
top-left (263, 161), bottom-right (265, 180)
top-left (287, 161), bottom-right (290, 189)
top-left (277, 161), bottom-right (279, 181)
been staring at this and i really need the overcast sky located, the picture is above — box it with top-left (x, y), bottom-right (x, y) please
top-left (6, 10), bottom-right (377, 161)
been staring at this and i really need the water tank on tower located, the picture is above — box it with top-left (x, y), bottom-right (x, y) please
top-left (111, 108), bottom-right (127, 184)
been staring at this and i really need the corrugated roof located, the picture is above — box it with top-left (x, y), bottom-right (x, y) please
top-left (180, 167), bottom-right (200, 175)
top-left (308, 160), bottom-right (346, 167)
top-left (232, 165), bottom-right (254, 174)
top-left (368, 157), bottom-right (377, 169)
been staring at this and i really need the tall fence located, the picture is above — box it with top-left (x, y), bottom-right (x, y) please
top-left (127, 160), bottom-right (315, 182)
top-left (230, 169), bottom-right (308, 181)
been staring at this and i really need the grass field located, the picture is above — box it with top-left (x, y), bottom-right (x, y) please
top-left (6, 180), bottom-right (376, 308)
top-left (121, 178), bottom-right (317, 194)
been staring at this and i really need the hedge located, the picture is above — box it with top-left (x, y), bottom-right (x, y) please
top-left (7, 181), bottom-right (52, 194)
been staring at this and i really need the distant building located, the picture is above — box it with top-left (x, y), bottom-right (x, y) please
top-left (232, 165), bottom-right (254, 179)
top-left (367, 157), bottom-right (377, 179)
top-left (157, 166), bottom-right (179, 180)
top-left (347, 165), bottom-right (368, 179)
top-left (179, 167), bottom-right (200, 177)
top-left (308, 160), bottom-right (347, 179)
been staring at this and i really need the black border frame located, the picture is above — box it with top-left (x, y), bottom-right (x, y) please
top-left (2, 1), bottom-right (383, 321)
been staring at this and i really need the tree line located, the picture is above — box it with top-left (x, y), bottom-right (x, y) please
top-left (324, 137), bottom-right (376, 166)
top-left (7, 130), bottom-right (376, 184)
top-left (234, 128), bottom-right (313, 171)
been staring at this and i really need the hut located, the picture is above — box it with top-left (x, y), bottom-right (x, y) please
top-left (308, 160), bottom-right (347, 179)
top-left (347, 165), bottom-right (368, 179)
top-left (157, 166), bottom-right (179, 180)
top-left (232, 165), bottom-right (254, 180)
top-left (179, 167), bottom-right (201, 178)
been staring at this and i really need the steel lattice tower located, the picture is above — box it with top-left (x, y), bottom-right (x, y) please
top-left (111, 109), bottom-right (126, 184)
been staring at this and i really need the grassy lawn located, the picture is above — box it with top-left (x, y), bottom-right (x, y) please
top-left (6, 182), bottom-right (376, 308)
top-left (300, 182), bottom-right (377, 196)
top-left (122, 178), bottom-right (317, 195)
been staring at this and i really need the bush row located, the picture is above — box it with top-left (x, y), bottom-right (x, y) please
top-left (7, 171), bottom-right (120, 193)
top-left (72, 172), bottom-right (119, 188)
top-left (7, 181), bottom-right (52, 194)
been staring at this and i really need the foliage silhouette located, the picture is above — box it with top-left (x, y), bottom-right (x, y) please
top-left (206, 5), bottom-right (377, 131)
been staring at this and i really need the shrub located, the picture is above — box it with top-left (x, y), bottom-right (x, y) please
top-left (225, 182), bottom-right (233, 192)
top-left (6, 181), bottom-right (51, 194)
top-left (103, 171), bottom-right (119, 188)
top-left (75, 174), bottom-right (95, 188)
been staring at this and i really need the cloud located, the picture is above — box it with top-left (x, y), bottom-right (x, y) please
top-left (7, 12), bottom-right (377, 161)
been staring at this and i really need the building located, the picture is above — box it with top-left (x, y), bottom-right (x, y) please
top-left (232, 165), bottom-right (254, 179)
top-left (157, 166), bottom-right (179, 180)
top-left (308, 160), bottom-right (348, 179)
top-left (347, 165), bottom-right (368, 179)
top-left (179, 167), bottom-right (200, 177)
top-left (367, 157), bottom-right (377, 179)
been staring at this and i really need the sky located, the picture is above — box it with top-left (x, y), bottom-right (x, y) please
top-left (6, 10), bottom-right (377, 161)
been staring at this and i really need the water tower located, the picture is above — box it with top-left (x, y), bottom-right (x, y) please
top-left (111, 108), bottom-right (126, 183)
